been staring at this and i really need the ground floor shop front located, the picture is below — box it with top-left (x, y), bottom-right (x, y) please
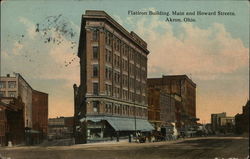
top-left (77, 116), bottom-right (154, 143)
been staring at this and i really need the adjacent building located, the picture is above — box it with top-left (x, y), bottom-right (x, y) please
top-left (147, 87), bottom-right (175, 131)
top-left (32, 90), bottom-right (49, 138)
top-left (74, 10), bottom-right (153, 144)
top-left (147, 75), bottom-right (197, 131)
top-left (0, 73), bottom-right (48, 144)
top-left (235, 100), bottom-right (249, 134)
top-left (0, 97), bottom-right (24, 146)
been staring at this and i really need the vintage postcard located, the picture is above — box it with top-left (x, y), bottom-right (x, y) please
top-left (0, 0), bottom-right (249, 159)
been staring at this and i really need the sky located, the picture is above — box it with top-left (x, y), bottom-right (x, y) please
top-left (1, 0), bottom-right (249, 123)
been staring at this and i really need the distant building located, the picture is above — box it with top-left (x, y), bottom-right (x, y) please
top-left (0, 73), bottom-right (48, 144)
top-left (211, 112), bottom-right (226, 131)
top-left (235, 100), bottom-right (249, 134)
top-left (74, 10), bottom-right (153, 144)
top-left (211, 112), bottom-right (235, 133)
top-left (0, 97), bottom-right (24, 146)
top-left (48, 117), bottom-right (74, 139)
top-left (220, 117), bottom-right (235, 127)
top-left (147, 75), bottom-right (197, 131)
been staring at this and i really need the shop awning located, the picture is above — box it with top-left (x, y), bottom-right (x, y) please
top-left (83, 116), bottom-right (154, 132)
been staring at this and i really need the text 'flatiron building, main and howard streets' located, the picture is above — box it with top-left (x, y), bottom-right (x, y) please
top-left (74, 10), bottom-right (153, 144)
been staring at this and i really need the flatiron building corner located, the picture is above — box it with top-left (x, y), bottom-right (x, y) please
top-left (74, 10), bottom-right (153, 144)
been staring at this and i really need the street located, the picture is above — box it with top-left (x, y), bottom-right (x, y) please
top-left (0, 135), bottom-right (248, 159)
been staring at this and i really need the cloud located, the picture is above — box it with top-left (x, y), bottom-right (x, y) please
top-left (4, 17), bottom-right (81, 89)
top-left (125, 15), bottom-right (248, 80)
top-left (12, 42), bottom-right (24, 55)
top-left (19, 17), bottom-right (37, 39)
top-left (41, 33), bottom-right (80, 88)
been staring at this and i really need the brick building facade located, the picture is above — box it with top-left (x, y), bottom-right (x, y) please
top-left (32, 90), bottom-right (48, 137)
top-left (235, 100), bottom-right (249, 134)
top-left (0, 97), bottom-right (24, 146)
top-left (148, 75), bottom-right (196, 118)
top-left (0, 73), bottom-right (48, 144)
top-left (74, 10), bottom-right (153, 144)
top-left (147, 75), bottom-right (197, 131)
top-left (147, 88), bottom-right (176, 131)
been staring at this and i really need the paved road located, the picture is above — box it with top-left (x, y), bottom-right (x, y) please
top-left (0, 136), bottom-right (248, 159)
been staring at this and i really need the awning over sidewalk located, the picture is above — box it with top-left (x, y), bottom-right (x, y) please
top-left (83, 116), bottom-right (154, 132)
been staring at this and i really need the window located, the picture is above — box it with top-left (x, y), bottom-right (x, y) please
top-left (105, 84), bottom-right (112, 96)
top-left (93, 65), bottom-right (98, 77)
top-left (109, 85), bottom-right (112, 96)
top-left (117, 88), bottom-right (120, 98)
top-left (105, 84), bottom-right (108, 95)
top-left (93, 101), bottom-right (99, 113)
top-left (8, 81), bottom-right (16, 88)
top-left (0, 81), bottom-right (5, 88)
top-left (117, 56), bottom-right (120, 67)
top-left (8, 91), bottom-right (16, 97)
top-left (0, 91), bottom-right (5, 97)
top-left (93, 30), bottom-right (98, 41)
top-left (93, 83), bottom-right (99, 95)
top-left (105, 67), bottom-right (108, 79)
top-left (93, 46), bottom-right (99, 59)
top-left (105, 49), bottom-right (108, 62)
top-left (105, 104), bottom-right (108, 113)
top-left (109, 69), bottom-right (112, 80)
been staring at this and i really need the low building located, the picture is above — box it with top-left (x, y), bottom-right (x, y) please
top-left (48, 117), bottom-right (74, 140)
top-left (32, 90), bottom-right (48, 141)
top-left (0, 73), bottom-right (48, 145)
top-left (211, 112), bottom-right (226, 131)
top-left (219, 117), bottom-right (235, 133)
top-left (211, 112), bottom-right (235, 133)
top-left (0, 97), bottom-right (24, 146)
top-left (235, 100), bottom-right (249, 134)
top-left (0, 73), bottom-right (33, 129)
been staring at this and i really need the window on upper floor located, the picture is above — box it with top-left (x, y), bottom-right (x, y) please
top-left (93, 83), bottom-right (99, 95)
top-left (8, 81), bottom-right (16, 89)
top-left (0, 91), bottom-right (5, 97)
top-left (93, 101), bottom-right (99, 113)
top-left (93, 46), bottom-right (99, 59)
top-left (8, 91), bottom-right (16, 98)
top-left (0, 81), bottom-right (6, 88)
top-left (93, 30), bottom-right (98, 41)
top-left (93, 64), bottom-right (99, 77)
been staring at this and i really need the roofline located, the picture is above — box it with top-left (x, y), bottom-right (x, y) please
top-left (148, 74), bottom-right (196, 87)
top-left (1, 73), bottom-right (48, 95)
top-left (32, 89), bottom-right (49, 95)
top-left (83, 10), bottom-right (150, 55)
top-left (49, 116), bottom-right (73, 119)
top-left (16, 73), bottom-right (33, 90)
